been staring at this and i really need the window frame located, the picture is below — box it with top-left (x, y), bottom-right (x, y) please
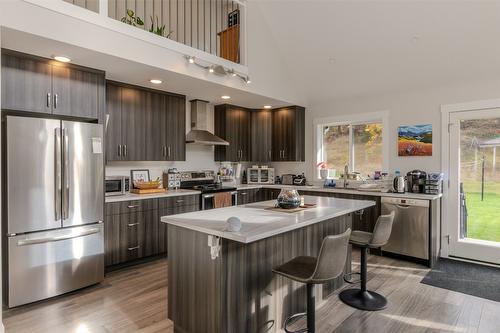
top-left (314, 111), bottom-right (389, 179)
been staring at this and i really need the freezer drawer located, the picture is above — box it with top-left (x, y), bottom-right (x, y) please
top-left (7, 224), bottom-right (104, 307)
top-left (381, 197), bottom-right (429, 260)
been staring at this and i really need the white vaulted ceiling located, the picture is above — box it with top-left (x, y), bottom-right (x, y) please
top-left (252, 0), bottom-right (500, 104)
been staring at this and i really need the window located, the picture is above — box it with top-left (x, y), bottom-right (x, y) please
top-left (316, 114), bottom-right (386, 179)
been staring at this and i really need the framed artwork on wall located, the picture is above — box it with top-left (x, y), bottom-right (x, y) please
top-left (398, 124), bottom-right (433, 156)
top-left (130, 169), bottom-right (150, 187)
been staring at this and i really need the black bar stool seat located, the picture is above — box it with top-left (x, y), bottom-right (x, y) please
top-left (273, 229), bottom-right (352, 333)
top-left (339, 211), bottom-right (395, 312)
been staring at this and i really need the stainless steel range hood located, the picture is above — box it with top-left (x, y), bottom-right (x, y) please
top-left (186, 99), bottom-right (229, 145)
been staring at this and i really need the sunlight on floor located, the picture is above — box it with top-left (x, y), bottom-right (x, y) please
top-left (381, 314), bottom-right (466, 332)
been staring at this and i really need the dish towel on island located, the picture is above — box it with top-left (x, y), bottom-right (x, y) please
top-left (213, 192), bottom-right (233, 208)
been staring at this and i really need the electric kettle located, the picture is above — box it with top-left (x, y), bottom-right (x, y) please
top-left (393, 176), bottom-right (406, 193)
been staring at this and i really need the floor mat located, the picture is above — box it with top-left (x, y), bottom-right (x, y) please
top-left (421, 258), bottom-right (500, 302)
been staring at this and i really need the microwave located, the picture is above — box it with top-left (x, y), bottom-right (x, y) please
top-left (105, 176), bottom-right (130, 196)
top-left (247, 168), bottom-right (275, 185)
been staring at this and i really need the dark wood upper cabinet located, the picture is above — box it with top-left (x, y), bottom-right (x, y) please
top-left (105, 83), bottom-right (122, 161)
top-left (214, 104), bottom-right (251, 162)
top-left (166, 95), bottom-right (186, 161)
top-left (1, 52), bottom-right (52, 114)
top-left (1, 50), bottom-right (104, 120)
top-left (51, 64), bottom-right (103, 119)
top-left (121, 86), bottom-right (146, 161)
top-left (105, 81), bottom-right (186, 162)
top-left (251, 109), bottom-right (273, 162)
top-left (272, 106), bottom-right (305, 162)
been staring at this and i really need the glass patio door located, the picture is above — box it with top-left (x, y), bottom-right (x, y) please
top-left (449, 108), bottom-right (500, 264)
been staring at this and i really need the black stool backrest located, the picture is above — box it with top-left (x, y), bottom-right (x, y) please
top-left (309, 229), bottom-right (351, 283)
top-left (369, 211), bottom-right (395, 247)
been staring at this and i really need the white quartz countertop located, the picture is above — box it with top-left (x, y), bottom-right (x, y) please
top-left (105, 189), bottom-right (200, 203)
top-left (161, 196), bottom-right (375, 243)
top-left (236, 184), bottom-right (442, 200)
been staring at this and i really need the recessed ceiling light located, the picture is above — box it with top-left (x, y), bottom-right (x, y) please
top-left (150, 79), bottom-right (162, 84)
top-left (263, 105), bottom-right (272, 109)
top-left (221, 95), bottom-right (231, 100)
top-left (53, 55), bottom-right (71, 63)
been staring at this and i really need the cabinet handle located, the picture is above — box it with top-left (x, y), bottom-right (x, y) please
top-left (168, 146), bottom-right (171, 157)
top-left (124, 145), bottom-right (128, 157)
top-left (283, 149), bottom-right (286, 159)
top-left (127, 205), bottom-right (139, 209)
top-left (128, 246), bottom-right (140, 251)
top-left (118, 145), bottom-right (122, 157)
top-left (46, 93), bottom-right (51, 108)
top-left (54, 93), bottom-right (58, 109)
top-left (240, 192), bottom-right (247, 196)
top-left (127, 222), bottom-right (140, 227)
top-left (268, 150), bottom-right (271, 160)
top-left (162, 146), bottom-right (166, 157)
top-left (176, 199), bottom-right (184, 203)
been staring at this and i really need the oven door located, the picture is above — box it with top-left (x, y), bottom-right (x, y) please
top-left (201, 191), bottom-right (238, 210)
top-left (105, 179), bottom-right (124, 196)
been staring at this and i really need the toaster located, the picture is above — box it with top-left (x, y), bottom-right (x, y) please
top-left (281, 174), bottom-right (295, 185)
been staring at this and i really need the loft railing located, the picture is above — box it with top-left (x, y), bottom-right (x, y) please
top-left (63, 0), bottom-right (244, 64)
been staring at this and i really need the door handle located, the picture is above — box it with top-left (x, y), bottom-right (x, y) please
top-left (123, 144), bottom-right (128, 157)
top-left (127, 222), bottom-right (140, 227)
top-left (54, 128), bottom-right (62, 221)
top-left (176, 199), bottom-right (184, 203)
top-left (46, 93), bottom-right (51, 108)
top-left (127, 205), bottom-right (139, 209)
top-left (240, 192), bottom-right (247, 196)
top-left (17, 227), bottom-right (100, 246)
top-left (62, 128), bottom-right (70, 220)
top-left (128, 245), bottom-right (140, 251)
top-left (54, 93), bottom-right (58, 109)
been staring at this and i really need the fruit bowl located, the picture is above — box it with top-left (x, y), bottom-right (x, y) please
top-left (134, 180), bottom-right (161, 190)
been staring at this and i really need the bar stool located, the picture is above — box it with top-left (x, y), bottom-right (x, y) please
top-left (272, 229), bottom-right (352, 333)
top-left (339, 211), bottom-right (395, 311)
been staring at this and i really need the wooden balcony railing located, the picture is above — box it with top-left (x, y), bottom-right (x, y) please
top-left (64, 0), bottom-right (244, 64)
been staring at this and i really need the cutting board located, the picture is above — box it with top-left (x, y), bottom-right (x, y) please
top-left (130, 188), bottom-right (166, 194)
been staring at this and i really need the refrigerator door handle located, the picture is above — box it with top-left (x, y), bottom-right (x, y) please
top-left (62, 128), bottom-right (70, 220)
top-left (55, 128), bottom-right (62, 221)
top-left (16, 227), bottom-right (101, 246)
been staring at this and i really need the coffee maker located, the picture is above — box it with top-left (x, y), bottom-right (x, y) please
top-left (406, 170), bottom-right (427, 193)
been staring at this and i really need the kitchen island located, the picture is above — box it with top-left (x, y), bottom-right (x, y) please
top-left (161, 196), bottom-right (374, 333)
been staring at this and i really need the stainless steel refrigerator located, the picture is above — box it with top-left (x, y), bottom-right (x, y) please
top-left (4, 115), bottom-right (104, 307)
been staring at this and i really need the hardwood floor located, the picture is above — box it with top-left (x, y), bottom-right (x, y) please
top-left (3, 252), bottom-right (500, 333)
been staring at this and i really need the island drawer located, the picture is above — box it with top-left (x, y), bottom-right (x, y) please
top-left (158, 194), bottom-right (199, 210)
top-left (105, 199), bottom-right (158, 215)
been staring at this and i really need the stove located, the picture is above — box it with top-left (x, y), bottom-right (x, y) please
top-left (177, 170), bottom-right (238, 209)
top-left (192, 183), bottom-right (237, 194)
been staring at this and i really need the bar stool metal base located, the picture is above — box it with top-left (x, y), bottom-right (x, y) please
top-left (339, 289), bottom-right (388, 311)
top-left (283, 283), bottom-right (315, 333)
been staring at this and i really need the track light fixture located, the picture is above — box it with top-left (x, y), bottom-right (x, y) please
top-left (185, 55), bottom-right (251, 84)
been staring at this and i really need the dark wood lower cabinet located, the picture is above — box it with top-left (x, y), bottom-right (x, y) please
top-left (237, 188), bottom-right (259, 205)
top-left (105, 195), bottom-right (200, 267)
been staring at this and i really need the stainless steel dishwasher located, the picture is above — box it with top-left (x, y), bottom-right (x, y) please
top-left (381, 197), bottom-right (429, 260)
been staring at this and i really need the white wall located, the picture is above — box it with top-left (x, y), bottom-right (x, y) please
top-left (271, 78), bottom-right (500, 183)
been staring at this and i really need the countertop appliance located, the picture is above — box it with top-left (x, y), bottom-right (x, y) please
top-left (164, 169), bottom-right (181, 190)
top-left (4, 116), bottom-right (104, 307)
top-left (393, 176), bottom-right (406, 193)
top-left (105, 176), bottom-right (130, 196)
top-left (407, 170), bottom-right (427, 193)
top-left (381, 197), bottom-right (429, 260)
top-left (179, 170), bottom-right (237, 210)
top-left (281, 174), bottom-right (295, 185)
top-left (293, 174), bottom-right (307, 186)
top-left (247, 167), bottom-right (275, 185)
